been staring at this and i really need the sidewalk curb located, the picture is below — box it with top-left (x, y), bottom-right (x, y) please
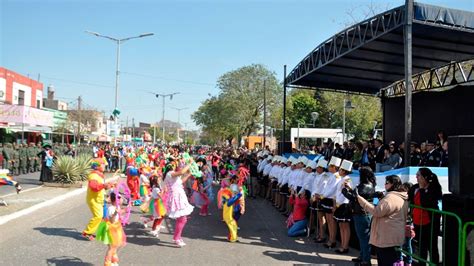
top-left (0, 187), bottom-right (86, 226)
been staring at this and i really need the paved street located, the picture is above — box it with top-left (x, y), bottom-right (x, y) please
top-left (0, 171), bottom-right (42, 197)
top-left (0, 188), bottom-right (362, 265)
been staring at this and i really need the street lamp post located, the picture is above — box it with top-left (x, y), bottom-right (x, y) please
top-left (171, 107), bottom-right (188, 144)
top-left (296, 113), bottom-right (318, 150)
top-left (342, 97), bottom-right (355, 143)
top-left (85, 30), bottom-right (154, 119)
top-left (149, 92), bottom-right (179, 143)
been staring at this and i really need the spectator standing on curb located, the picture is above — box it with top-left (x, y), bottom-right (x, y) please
top-left (408, 168), bottom-right (442, 266)
top-left (357, 175), bottom-right (409, 266)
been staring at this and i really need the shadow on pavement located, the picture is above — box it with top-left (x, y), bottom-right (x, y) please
top-left (34, 227), bottom-right (87, 241)
top-left (46, 256), bottom-right (94, 266)
top-left (123, 222), bottom-right (177, 248)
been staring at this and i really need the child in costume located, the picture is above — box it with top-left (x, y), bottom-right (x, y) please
top-left (221, 184), bottom-right (242, 242)
top-left (203, 165), bottom-right (215, 203)
top-left (126, 167), bottom-right (141, 206)
top-left (96, 192), bottom-right (126, 266)
top-left (139, 167), bottom-right (151, 203)
top-left (164, 159), bottom-right (194, 247)
top-left (140, 173), bottom-right (167, 237)
top-left (191, 177), bottom-right (211, 216)
top-left (0, 169), bottom-right (22, 206)
top-left (83, 160), bottom-right (113, 240)
top-left (0, 169), bottom-right (22, 193)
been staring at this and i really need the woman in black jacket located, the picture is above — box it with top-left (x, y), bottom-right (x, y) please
top-left (342, 167), bottom-right (376, 266)
top-left (408, 167), bottom-right (442, 266)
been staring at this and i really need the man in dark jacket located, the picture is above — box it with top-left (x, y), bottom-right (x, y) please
top-left (420, 142), bottom-right (441, 167)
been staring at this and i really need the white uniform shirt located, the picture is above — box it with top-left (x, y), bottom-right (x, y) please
top-left (275, 166), bottom-right (285, 183)
top-left (258, 159), bottom-right (268, 173)
top-left (288, 168), bottom-right (301, 189)
top-left (269, 165), bottom-right (280, 180)
top-left (320, 172), bottom-right (341, 199)
top-left (263, 163), bottom-right (273, 177)
top-left (279, 166), bottom-right (293, 186)
top-left (302, 172), bottom-right (315, 192)
top-left (311, 172), bottom-right (325, 196)
top-left (295, 169), bottom-right (308, 188)
top-left (335, 176), bottom-right (352, 205)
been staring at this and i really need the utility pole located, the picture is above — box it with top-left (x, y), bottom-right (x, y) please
top-left (171, 107), bottom-right (188, 144)
top-left (148, 92), bottom-right (179, 143)
top-left (263, 79), bottom-right (267, 149)
top-left (126, 116), bottom-right (129, 135)
top-left (77, 96), bottom-right (82, 145)
top-left (132, 118), bottom-right (135, 137)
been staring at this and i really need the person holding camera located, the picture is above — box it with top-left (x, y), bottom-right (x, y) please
top-left (342, 166), bottom-right (376, 266)
top-left (355, 175), bottom-right (409, 266)
top-left (287, 187), bottom-right (310, 237)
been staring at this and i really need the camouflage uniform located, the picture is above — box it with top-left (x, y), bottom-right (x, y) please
top-left (19, 144), bottom-right (28, 174)
top-left (26, 143), bottom-right (36, 173)
top-left (0, 143), bottom-right (4, 169)
top-left (13, 144), bottom-right (21, 175)
top-left (2, 143), bottom-right (12, 170)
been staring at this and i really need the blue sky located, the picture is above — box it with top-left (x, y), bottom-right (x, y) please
top-left (2, 0), bottom-right (473, 130)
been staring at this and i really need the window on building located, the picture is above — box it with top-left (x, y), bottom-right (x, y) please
top-left (37, 100), bottom-right (41, 108)
top-left (18, 90), bottom-right (25, 105)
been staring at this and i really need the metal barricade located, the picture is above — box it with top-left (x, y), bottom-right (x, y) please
top-left (461, 221), bottom-right (474, 266)
top-left (399, 204), bottom-right (463, 266)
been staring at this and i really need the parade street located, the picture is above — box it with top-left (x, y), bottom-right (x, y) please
top-left (0, 184), bottom-right (361, 265)
top-left (0, 172), bottom-right (42, 197)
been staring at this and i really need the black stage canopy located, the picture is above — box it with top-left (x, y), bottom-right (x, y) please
top-left (286, 2), bottom-right (474, 95)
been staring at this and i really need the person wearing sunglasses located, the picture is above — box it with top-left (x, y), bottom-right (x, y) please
top-left (356, 175), bottom-right (409, 266)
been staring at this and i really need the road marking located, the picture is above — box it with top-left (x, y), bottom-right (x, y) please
top-left (0, 187), bottom-right (86, 226)
top-left (1, 186), bottom-right (44, 198)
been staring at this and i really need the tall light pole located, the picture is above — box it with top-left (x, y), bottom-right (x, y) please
top-left (263, 79), bottom-right (267, 149)
top-left (85, 30), bottom-right (154, 120)
top-left (149, 92), bottom-right (179, 143)
top-left (342, 97), bottom-right (355, 143)
top-left (171, 107), bottom-right (188, 144)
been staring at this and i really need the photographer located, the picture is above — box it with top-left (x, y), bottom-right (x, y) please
top-left (355, 175), bottom-right (409, 266)
top-left (342, 166), bottom-right (376, 266)
top-left (287, 188), bottom-right (310, 237)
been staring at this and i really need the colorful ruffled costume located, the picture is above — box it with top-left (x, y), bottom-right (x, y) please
top-left (221, 186), bottom-right (242, 242)
top-left (83, 167), bottom-right (106, 238)
top-left (96, 206), bottom-right (127, 247)
top-left (0, 170), bottom-right (18, 187)
top-left (126, 167), bottom-right (140, 205)
top-left (149, 187), bottom-right (167, 218)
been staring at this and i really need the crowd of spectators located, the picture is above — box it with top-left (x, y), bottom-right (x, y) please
top-left (296, 130), bottom-right (448, 172)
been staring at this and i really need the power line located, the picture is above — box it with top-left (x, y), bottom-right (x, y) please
top-left (41, 75), bottom-right (114, 88)
top-left (121, 71), bottom-right (215, 87)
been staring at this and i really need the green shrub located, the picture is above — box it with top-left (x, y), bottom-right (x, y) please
top-left (52, 155), bottom-right (93, 184)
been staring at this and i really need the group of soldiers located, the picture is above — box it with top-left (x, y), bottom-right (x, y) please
top-left (0, 143), bottom-right (42, 175)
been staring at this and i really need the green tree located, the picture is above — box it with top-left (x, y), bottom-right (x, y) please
top-left (286, 89), bottom-right (320, 128)
top-left (317, 91), bottom-right (382, 140)
top-left (193, 64), bottom-right (282, 145)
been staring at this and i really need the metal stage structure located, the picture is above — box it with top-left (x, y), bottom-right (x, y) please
top-left (283, 1), bottom-right (474, 165)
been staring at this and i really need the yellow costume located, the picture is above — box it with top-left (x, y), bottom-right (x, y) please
top-left (84, 170), bottom-right (106, 235)
top-left (222, 187), bottom-right (242, 242)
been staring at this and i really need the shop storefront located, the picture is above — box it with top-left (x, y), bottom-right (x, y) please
top-left (0, 104), bottom-right (54, 143)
